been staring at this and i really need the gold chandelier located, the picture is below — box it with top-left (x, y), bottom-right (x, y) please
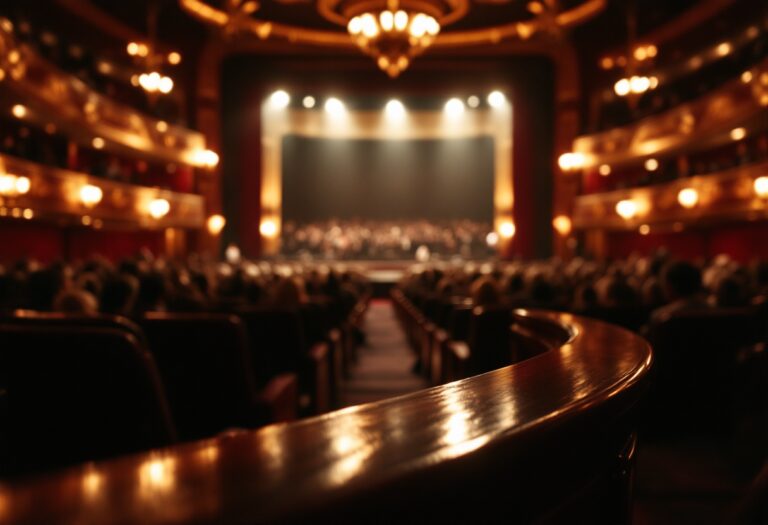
top-left (179, 0), bottom-right (608, 77)
top-left (347, 8), bottom-right (440, 77)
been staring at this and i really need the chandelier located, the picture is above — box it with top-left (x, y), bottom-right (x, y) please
top-left (347, 8), bottom-right (440, 77)
top-left (179, 0), bottom-right (608, 77)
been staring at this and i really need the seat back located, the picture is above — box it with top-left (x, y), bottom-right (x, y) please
top-left (0, 323), bottom-right (175, 477)
top-left (236, 308), bottom-right (306, 383)
top-left (468, 306), bottom-right (513, 374)
top-left (138, 313), bottom-right (258, 441)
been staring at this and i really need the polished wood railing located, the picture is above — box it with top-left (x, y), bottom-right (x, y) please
top-left (0, 153), bottom-right (204, 229)
top-left (573, 56), bottom-right (768, 168)
top-left (0, 23), bottom-right (212, 168)
top-left (0, 310), bottom-right (652, 524)
top-left (573, 160), bottom-right (768, 231)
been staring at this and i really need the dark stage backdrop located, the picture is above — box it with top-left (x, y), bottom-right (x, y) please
top-left (281, 136), bottom-right (494, 223)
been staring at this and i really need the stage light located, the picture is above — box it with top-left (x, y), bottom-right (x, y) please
top-left (730, 127), bottom-right (746, 141)
top-left (644, 158), bottom-right (659, 171)
top-left (270, 90), bottom-right (291, 109)
top-left (11, 104), bottom-right (26, 119)
top-left (325, 97), bottom-right (345, 116)
top-left (207, 214), bottom-right (226, 235)
top-left (499, 221), bottom-right (516, 239)
top-left (615, 199), bottom-right (638, 220)
top-left (599, 164), bottom-right (612, 176)
top-left (677, 188), bottom-right (699, 209)
top-left (148, 198), bottom-right (170, 219)
top-left (552, 215), bottom-right (572, 237)
top-left (487, 91), bottom-right (506, 109)
top-left (467, 96), bottom-right (480, 108)
top-left (79, 184), bottom-right (103, 207)
top-left (754, 177), bottom-right (768, 198)
top-left (260, 218), bottom-right (278, 238)
top-left (14, 176), bottom-right (30, 195)
top-left (385, 99), bottom-right (405, 121)
top-left (614, 79), bottom-right (630, 97)
top-left (158, 76), bottom-right (174, 94)
top-left (302, 96), bottom-right (316, 109)
top-left (444, 98), bottom-right (465, 117)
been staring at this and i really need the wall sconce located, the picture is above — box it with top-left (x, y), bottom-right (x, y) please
top-left (677, 187), bottom-right (699, 209)
top-left (499, 220), bottom-right (516, 239)
top-left (193, 149), bottom-right (219, 169)
top-left (259, 218), bottom-right (278, 238)
top-left (0, 174), bottom-right (30, 196)
top-left (148, 198), bottom-right (170, 219)
top-left (754, 176), bottom-right (768, 198)
top-left (552, 215), bottom-right (572, 236)
top-left (207, 214), bottom-right (226, 235)
top-left (558, 152), bottom-right (586, 171)
top-left (79, 184), bottom-right (103, 207)
top-left (616, 199), bottom-right (638, 220)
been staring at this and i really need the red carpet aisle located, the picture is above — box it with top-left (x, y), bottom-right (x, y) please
top-left (340, 300), bottom-right (428, 407)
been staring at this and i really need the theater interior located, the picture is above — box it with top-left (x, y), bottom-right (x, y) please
top-left (0, 0), bottom-right (767, 523)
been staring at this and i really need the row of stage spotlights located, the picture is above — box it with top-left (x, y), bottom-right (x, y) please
top-left (267, 90), bottom-right (508, 115)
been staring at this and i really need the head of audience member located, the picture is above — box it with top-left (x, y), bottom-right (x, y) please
top-left (271, 277), bottom-right (307, 310)
top-left (470, 276), bottom-right (501, 307)
top-left (572, 283), bottom-right (598, 312)
top-left (27, 267), bottom-right (67, 311)
top-left (711, 275), bottom-right (747, 308)
top-left (641, 277), bottom-right (666, 309)
top-left (600, 275), bottom-right (639, 308)
top-left (101, 274), bottom-right (139, 315)
top-left (528, 275), bottom-right (556, 307)
top-left (53, 288), bottom-right (99, 314)
top-left (135, 271), bottom-right (167, 313)
top-left (660, 261), bottom-right (702, 302)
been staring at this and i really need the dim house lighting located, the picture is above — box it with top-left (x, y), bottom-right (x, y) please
top-left (467, 96), bottom-right (480, 108)
top-left (148, 198), bottom-right (170, 219)
top-left (677, 188), bottom-right (699, 209)
top-left (552, 215), bottom-right (572, 237)
top-left (385, 99), bottom-right (405, 120)
top-left (11, 104), bottom-right (26, 119)
top-left (639, 224), bottom-right (651, 235)
top-left (260, 219), bottom-right (278, 238)
top-left (14, 176), bottom-right (30, 194)
top-left (599, 164), bottom-right (612, 176)
top-left (92, 137), bottom-right (105, 150)
top-left (558, 152), bottom-right (586, 171)
top-left (302, 96), bottom-right (316, 109)
top-left (644, 158), bottom-right (659, 172)
top-left (269, 90), bottom-right (291, 109)
top-left (730, 127), bottom-right (746, 141)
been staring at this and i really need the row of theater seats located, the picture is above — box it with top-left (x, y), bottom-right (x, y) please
top-left (392, 288), bottom-right (768, 439)
top-left (0, 294), bottom-right (370, 478)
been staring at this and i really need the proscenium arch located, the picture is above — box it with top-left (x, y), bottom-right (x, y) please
top-left (259, 105), bottom-right (513, 255)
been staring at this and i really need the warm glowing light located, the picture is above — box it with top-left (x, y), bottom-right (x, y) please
top-left (79, 184), bottom-right (103, 207)
top-left (22, 208), bottom-right (33, 219)
top-left (614, 78), bottom-right (631, 96)
top-left (644, 158), bottom-right (659, 171)
top-left (741, 71), bottom-right (753, 83)
top-left (716, 42), bottom-right (732, 56)
top-left (552, 215), bottom-right (572, 236)
top-left (467, 96), bottom-right (480, 108)
top-left (499, 221), bottom-right (516, 238)
top-left (487, 91), bottom-right (506, 109)
top-left (194, 149), bottom-right (219, 169)
top-left (302, 96), bottom-right (316, 109)
top-left (148, 198), bottom-right (170, 219)
top-left (639, 224), bottom-right (650, 235)
top-left (384, 99), bottom-right (405, 121)
top-left (156, 120), bottom-right (169, 133)
top-left (600, 56), bottom-right (614, 70)
top-left (616, 199), bottom-right (638, 220)
top-left (753, 176), bottom-right (768, 198)
top-left (0, 174), bottom-right (15, 195)
top-left (558, 152), bottom-right (586, 171)
top-left (13, 176), bottom-right (30, 195)
top-left (269, 90), bottom-right (291, 109)
top-left (139, 71), bottom-right (173, 94)
top-left (91, 137), bottom-right (105, 150)
top-left (599, 164), bottom-right (612, 176)
top-left (167, 52), bottom-right (182, 65)
top-left (225, 244), bottom-right (241, 264)
top-left (11, 104), bottom-right (26, 119)
top-left (207, 214), bottom-right (226, 235)
top-left (324, 97), bottom-right (345, 116)
top-left (485, 232), bottom-right (499, 247)
top-left (677, 188), bottom-right (699, 209)
top-left (444, 98), bottom-right (465, 117)
top-left (260, 219), bottom-right (278, 238)
top-left (730, 127), bottom-right (746, 141)
top-left (158, 77), bottom-right (174, 94)
top-left (126, 42), bottom-right (140, 56)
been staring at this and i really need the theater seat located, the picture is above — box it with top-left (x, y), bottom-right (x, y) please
top-left (0, 324), bottom-right (176, 477)
top-left (138, 313), bottom-right (297, 440)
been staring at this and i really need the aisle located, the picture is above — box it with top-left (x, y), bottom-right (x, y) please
top-left (340, 300), bottom-right (428, 408)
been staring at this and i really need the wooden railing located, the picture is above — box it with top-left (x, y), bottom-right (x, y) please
top-left (0, 310), bottom-right (652, 524)
top-left (573, 160), bottom-right (768, 231)
top-left (573, 57), bottom-right (768, 168)
top-left (0, 153), bottom-right (204, 229)
top-left (0, 23), bottom-right (211, 168)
